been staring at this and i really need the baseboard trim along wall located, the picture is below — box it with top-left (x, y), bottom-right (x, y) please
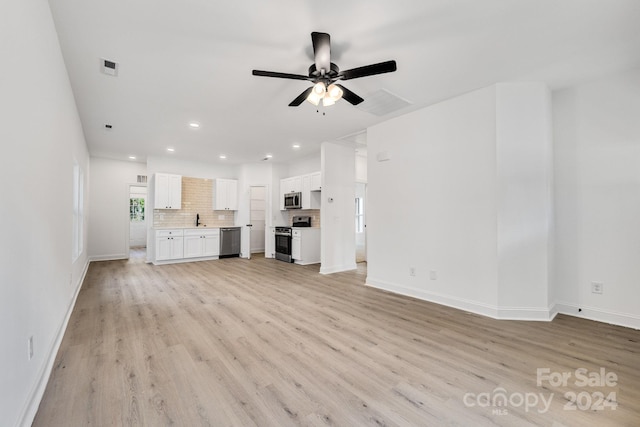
top-left (320, 263), bottom-right (358, 275)
top-left (366, 277), bottom-right (640, 329)
top-left (366, 277), bottom-right (557, 322)
top-left (554, 302), bottom-right (640, 330)
top-left (19, 259), bottom-right (90, 427)
top-left (89, 253), bottom-right (128, 262)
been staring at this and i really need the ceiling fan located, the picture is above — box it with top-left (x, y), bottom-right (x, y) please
top-left (252, 32), bottom-right (397, 107)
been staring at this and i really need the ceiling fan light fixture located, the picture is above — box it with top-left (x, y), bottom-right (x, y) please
top-left (322, 96), bottom-right (336, 107)
top-left (327, 84), bottom-right (343, 101)
top-left (306, 91), bottom-right (322, 106)
top-left (312, 82), bottom-right (326, 97)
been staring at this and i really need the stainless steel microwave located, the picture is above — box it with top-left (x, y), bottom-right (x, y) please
top-left (284, 192), bottom-right (302, 209)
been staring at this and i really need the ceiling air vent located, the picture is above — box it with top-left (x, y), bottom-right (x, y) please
top-left (137, 175), bottom-right (147, 183)
top-left (100, 58), bottom-right (119, 77)
top-left (357, 89), bottom-right (411, 116)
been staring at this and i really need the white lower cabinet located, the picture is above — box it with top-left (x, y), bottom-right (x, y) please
top-left (154, 228), bottom-right (220, 263)
top-left (266, 227), bottom-right (276, 258)
top-left (292, 228), bottom-right (320, 265)
top-left (155, 229), bottom-right (184, 261)
top-left (184, 228), bottom-right (220, 258)
top-left (292, 235), bottom-right (301, 260)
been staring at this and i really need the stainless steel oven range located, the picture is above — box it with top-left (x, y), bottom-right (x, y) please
top-left (274, 226), bottom-right (293, 262)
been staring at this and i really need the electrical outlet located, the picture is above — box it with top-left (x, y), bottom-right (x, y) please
top-left (28, 336), bottom-right (34, 360)
top-left (430, 270), bottom-right (438, 280)
top-left (591, 282), bottom-right (603, 294)
top-left (409, 267), bottom-right (416, 277)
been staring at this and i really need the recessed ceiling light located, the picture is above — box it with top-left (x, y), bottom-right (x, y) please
top-left (265, 154), bottom-right (273, 158)
top-left (292, 144), bottom-right (301, 149)
top-left (128, 156), bottom-right (136, 160)
top-left (167, 147), bottom-right (175, 152)
top-left (219, 155), bottom-right (227, 159)
top-left (189, 122), bottom-right (200, 128)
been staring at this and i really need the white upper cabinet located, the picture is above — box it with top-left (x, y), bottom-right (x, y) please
top-left (214, 179), bottom-right (238, 210)
top-left (310, 171), bottom-right (321, 191)
top-left (302, 172), bottom-right (321, 209)
top-left (281, 176), bottom-right (302, 194)
top-left (154, 173), bottom-right (182, 209)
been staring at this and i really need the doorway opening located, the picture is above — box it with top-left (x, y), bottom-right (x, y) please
top-left (355, 182), bottom-right (367, 263)
top-left (129, 185), bottom-right (147, 259)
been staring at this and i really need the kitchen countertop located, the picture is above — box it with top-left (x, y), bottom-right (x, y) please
top-left (152, 226), bottom-right (235, 230)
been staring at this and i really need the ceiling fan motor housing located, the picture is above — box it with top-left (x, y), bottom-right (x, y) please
top-left (308, 63), bottom-right (340, 81)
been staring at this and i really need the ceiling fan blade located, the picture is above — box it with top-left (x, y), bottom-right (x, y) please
top-left (252, 70), bottom-right (312, 81)
top-left (335, 84), bottom-right (364, 105)
top-left (338, 60), bottom-right (397, 80)
top-left (289, 87), bottom-right (313, 106)
top-left (311, 32), bottom-right (331, 74)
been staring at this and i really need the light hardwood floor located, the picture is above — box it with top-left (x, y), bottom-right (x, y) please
top-left (34, 250), bottom-right (640, 426)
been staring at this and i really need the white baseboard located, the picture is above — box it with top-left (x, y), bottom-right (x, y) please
top-left (365, 277), bottom-right (555, 321)
top-left (19, 258), bottom-right (90, 427)
top-left (554, 302), bottom-right (640, 330)
top-left (89, 253), bottom-right (127, 262)
top-left (320, 263), bottom-right (358, 275)
top-left (152, 256), bottom-right (219, 265)
top-left (496, 305), bottom-right (557, 321)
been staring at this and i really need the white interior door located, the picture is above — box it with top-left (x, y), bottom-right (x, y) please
top-left (250, 186), bottom-right (266, 253)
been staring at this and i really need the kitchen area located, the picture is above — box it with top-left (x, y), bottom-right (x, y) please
top-left (148, 169), bottom-right (323, 267)
top-left (134, 141), bottom-right (357, 274)
top-left (150, 174), bottom-right (242, 264)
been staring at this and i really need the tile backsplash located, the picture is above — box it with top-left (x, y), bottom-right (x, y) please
top-left (153, 177), bottom-right (235, 228)
top-left (288, 209), bottom-right (321, 227)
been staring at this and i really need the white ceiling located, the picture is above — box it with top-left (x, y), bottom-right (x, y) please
top-left (47, 0), bottom-right (640, 165)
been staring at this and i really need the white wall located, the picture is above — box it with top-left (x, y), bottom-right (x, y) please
top-left (288, 153), bottom-right (321, 176)
top-left (496, 83), bottom-right (553, 316)
top-left (553, 67), bottom-right (640, 328)
top-left (355, 153), bottom-right (368, 183)
top-left (320, 142), bottom-right (357, 274)
top-left (88, 157), bottom-right (147, 260)
top-left (146, 156), bottom-right (238, 180)
top-left (366, 83), bottom-right (554, 320)
top-left (367, 87), bottom-right (500, 312)
top-left (0, 0), bottom-right (90, 425)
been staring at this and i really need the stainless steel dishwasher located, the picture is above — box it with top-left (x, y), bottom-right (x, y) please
top-left (219, 227), bottom-right (241, 258)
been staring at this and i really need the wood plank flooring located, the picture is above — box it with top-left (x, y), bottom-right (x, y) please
top-left (33, 250), bottom-right (640, 426)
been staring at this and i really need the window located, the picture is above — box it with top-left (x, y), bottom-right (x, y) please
top-left (130, 197), bottom-right (145, 222)
top-left (72, 162), bottom-right (84, 262)
top-left (355, 197), bottom-right (365, 233)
